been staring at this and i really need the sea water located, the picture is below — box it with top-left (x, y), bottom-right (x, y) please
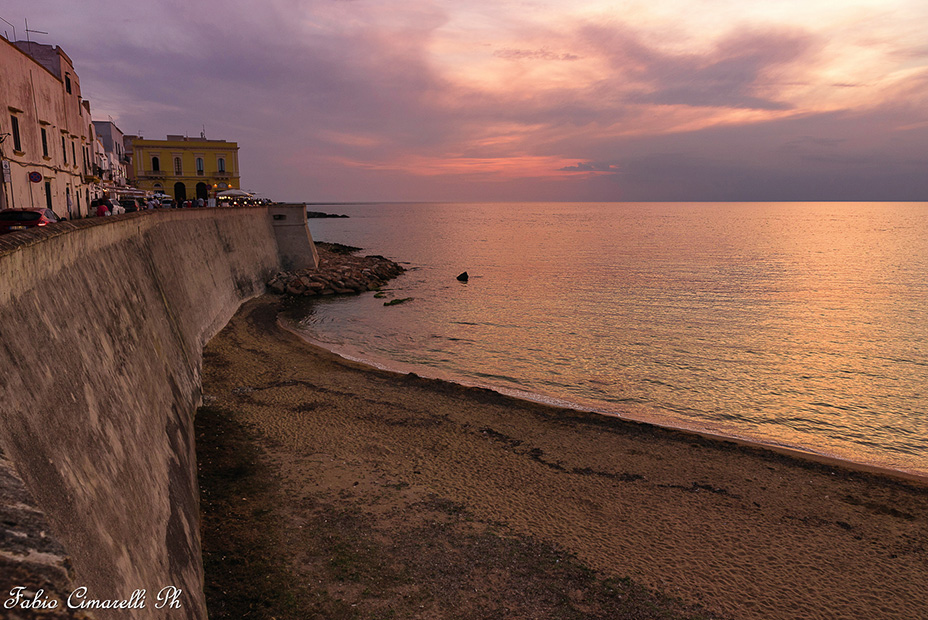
top-left (293, 202), bottom-right (928, 476)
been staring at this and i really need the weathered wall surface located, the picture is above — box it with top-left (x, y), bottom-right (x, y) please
top-left (0, 208), bottom-right (281, 618)
top-left (269, 204), bottom-right (320, 271)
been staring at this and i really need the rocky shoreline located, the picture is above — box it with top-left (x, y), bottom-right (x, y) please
top-left (266, 241), bottom-right (405, 296)
top-left (306, 211), bottom-right (349, 218)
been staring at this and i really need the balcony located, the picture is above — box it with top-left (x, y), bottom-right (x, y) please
top-left (140, 170), bottom-right (166, 178)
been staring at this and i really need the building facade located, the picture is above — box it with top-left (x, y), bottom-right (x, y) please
top-left (126, 135), bottom-right (240, 203)
top-left (91, 120), bottom-right (129, 193)
top-left (0, 39), bottom-right (95, 218)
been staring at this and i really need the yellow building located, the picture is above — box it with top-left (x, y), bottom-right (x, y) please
top-left (0, 38), bottom-right (95, 218)
top-left (127, 134), bottom-right (240, 203)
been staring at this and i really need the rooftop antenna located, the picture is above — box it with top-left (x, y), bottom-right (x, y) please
top-left (0, 16), bottom-right (16, 42)
top-left (24, 18), bottom-right (48, 45)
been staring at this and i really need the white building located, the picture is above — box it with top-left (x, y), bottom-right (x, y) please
top-left (91, 120), bottom-right (128, 190)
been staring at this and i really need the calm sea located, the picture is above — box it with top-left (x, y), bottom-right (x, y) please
top-left (292, 202), bottom-right (928, 477)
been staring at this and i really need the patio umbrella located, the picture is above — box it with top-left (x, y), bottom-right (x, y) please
top-left (216, 189), bottom-right (252, 197)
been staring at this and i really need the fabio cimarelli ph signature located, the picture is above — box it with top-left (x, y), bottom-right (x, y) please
top-left (4, 585), bottom-right (183, 611)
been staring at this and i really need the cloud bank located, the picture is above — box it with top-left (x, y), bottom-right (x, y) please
top-left (5, 0), bottom-right (927, 201)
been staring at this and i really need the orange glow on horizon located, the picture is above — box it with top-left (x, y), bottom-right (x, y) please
top-left (327, 153), bottom-right (617, 180)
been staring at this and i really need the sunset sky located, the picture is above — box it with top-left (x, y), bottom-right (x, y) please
top-left (4, 0), bottom-right (928, 202)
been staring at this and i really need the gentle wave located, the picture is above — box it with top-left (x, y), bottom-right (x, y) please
top-left (298, 201), bottom-right (928, 478)
top-left (285, 317), bottom-right (928, 481)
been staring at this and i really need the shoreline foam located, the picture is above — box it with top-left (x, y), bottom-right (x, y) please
top-left (281, 317), bottom-right (928, 485)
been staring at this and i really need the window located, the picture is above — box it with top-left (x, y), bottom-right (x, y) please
top-left (196, 157), bottom-right (204, 176)
top-left (152, 156), bottom-right (160, 172)
top-left (62, 136), bottom-right (67, 164)
top-left (45, 182), bottom-right (53, 211)
top-left (174, 157), bottom-right (182, 175)
top-left (41, 128), bottom-right (49, 157)
top-left (72, 141), bottom-right (77, 167)
top-left (65, 74), bottom-right (72, 94)
top-left (10, 116), bottom-right (22, 152)
top-left (217, 157), bottom-right (226, 173)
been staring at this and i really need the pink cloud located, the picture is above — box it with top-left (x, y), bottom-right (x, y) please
top-left (4, 0), bottom-right (927, 201)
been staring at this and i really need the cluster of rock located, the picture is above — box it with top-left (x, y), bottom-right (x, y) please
top-left (267, 242), bottom-right (404, 296)
top-left (306, 211), bottom-right (349, 218)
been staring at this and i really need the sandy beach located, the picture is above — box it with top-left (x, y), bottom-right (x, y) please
top-left (198, 296), bottom-right (928, 620)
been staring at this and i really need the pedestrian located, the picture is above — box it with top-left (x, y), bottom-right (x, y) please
top-left (95, 199), bottom-right (110, 217)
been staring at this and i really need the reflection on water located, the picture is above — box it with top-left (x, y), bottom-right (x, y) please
top-left (292, 202), bottom-right (928, 476)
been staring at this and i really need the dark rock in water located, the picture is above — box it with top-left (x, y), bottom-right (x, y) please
top-left (457, 271), bottom-right (469, 282)
top-left (316, 241), bottom-right (362, 254)
top-left (384, 297), bottom-right (413, 306)
top-left (306, 211), bottom-right (349, 218)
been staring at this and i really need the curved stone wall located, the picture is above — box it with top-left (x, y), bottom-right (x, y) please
top-left (0, 209), bottom-right (281, 618)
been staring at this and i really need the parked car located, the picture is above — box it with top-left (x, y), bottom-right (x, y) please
top-left (0, 208), bottom-right (60, 234)
top-left (118, 198), bottom-right (142, 213)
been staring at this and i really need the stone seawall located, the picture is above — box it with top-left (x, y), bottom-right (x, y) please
top-left (0, 209), bottom-right (282, 618)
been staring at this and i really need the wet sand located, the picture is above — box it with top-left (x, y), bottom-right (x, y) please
top-left (199, 296), bottom-right (928, 620)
